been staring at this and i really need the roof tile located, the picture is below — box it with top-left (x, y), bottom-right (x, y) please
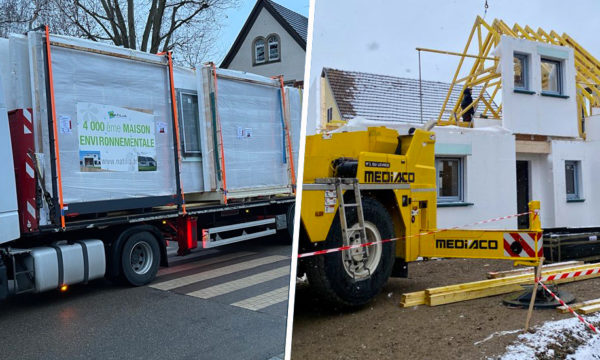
top-left (323, 68), bottom-right (498, 124)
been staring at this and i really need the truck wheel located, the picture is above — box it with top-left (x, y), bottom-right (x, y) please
top-left (305, 197), bottom-right (395, 308)
top-left (120, 232), bottom-right (160, 286)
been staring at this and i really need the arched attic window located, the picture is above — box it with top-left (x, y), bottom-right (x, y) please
top-left (267, 34), bottom-right (280, 61)
top-left (254, 37), bottom-right (266, 64)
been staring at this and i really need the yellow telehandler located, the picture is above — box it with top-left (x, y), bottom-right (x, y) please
top-left (299, 126), bottom-right (542, 307)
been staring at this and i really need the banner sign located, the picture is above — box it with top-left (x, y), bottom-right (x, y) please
top-left (77, 102), bottom-right (157, 172)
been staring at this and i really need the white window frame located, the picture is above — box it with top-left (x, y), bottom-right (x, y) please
top-left (565, 160), bottom-right (582, 201)
top-left (267, 34), bottom-right (280, 61)
top-left (435, 157), bottom-right (464, 203)
top-left (513, 53), bottom-right (529, 90)
top-left (254, 37), bottom-right (266, 64)
top-left (176, 89), bottom-right (202, 157)
top-left (541, 57), bottom-right (563, 95)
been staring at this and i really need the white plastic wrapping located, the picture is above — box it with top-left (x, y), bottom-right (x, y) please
top-left (30, 34), bottom-right (177, 205)
top-left (215, 76), bottom-right (289, 191)
top-left (286, 87), bottom-right (302, 178)
top-left (3, 31), bottom-right (301, 216)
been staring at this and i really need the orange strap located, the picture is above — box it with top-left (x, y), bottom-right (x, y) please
top-left (164, 52), bottom-right (187, 214)
top-left (211, 63), bottom-right (228, 204)
top-left (44, 26), bottom-right (65, 228)
top-left (277, 76), bottom-right (296, 193)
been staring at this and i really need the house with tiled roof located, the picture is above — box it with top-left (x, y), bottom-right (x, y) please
top-left (221, 0), bottom-right (307, 85)
top-left (320, 67), bottom-right (498, 130)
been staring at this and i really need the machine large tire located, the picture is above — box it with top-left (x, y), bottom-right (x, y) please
top-left (305, 197), bottom-right (395, 308)
top-left (120, 231), bottom-right (160, 286)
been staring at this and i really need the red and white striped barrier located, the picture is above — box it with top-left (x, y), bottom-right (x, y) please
top-left (298, 211), bottom-right (533, 258)
top-left (537, 279), bottom-right (598, 333)
top-left (503, 232), bottom-right (543, 259)
top-left (541, 267), bottom-right (600, 282)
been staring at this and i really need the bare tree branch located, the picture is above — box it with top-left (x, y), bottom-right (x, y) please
top-left (140, 0), bottom-right (157, 52)
top-left (0, 0), bottom-right (240, 65)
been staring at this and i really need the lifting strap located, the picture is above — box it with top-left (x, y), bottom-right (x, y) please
top-left (44, 25), bottom-right (65, 229)
top-left (162, 51), bottom-right (187, 214)
top-left (210, 63), bottom-right (228, 204)
top-left (276, 76), bottom-right (296, 193)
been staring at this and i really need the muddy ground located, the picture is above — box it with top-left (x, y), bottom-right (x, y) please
top-left (291, 258), bottom-right (600, 360)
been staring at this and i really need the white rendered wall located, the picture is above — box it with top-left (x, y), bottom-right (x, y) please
top-left (225, 8), bottom-right (305, 82)
top-left (497, 36), bottom-right (579, 138)
top-left (547, 115), bottom-right (600, 228)
top-left (434, 126), bottom-right (517, 229)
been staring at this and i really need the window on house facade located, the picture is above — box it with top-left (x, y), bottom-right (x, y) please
top-left (541, 58), bottom-right (562, 94)
top-left (565, 160), bottom-right (582, 201)
top-left (177, 90), bottom-right (201, 156)
top-left (327, 107), bottom-right (333, 122)
top-left (268, 35), bottom-right (280, 61)
top-left (254, 37), bottom-right (266, 64)
top-left (435, 157), bottom-right (463, 202)
top-left (514, 53), bottom-right (529, 90)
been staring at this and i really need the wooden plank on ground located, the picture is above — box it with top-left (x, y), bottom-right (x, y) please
top-left (487, 261), bottom-right (584, 279)
top-left (579, 303), bottom-right (600, 314)
top-left (423, 263), bottom-right (600, 306)
top-left (399, 263), bottom-right (600, 307)
top-left (399, 291), bottom-right (426, 307)
top-left (427, 283), bottom-right (524, 306)
top-left (557, 298), bottom-right (600, 313)
top-left (428, 263), bottom-right (600, 295)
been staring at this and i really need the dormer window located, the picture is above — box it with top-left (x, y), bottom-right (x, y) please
top-left (254, 37), bottom-right (265, 64)
top-left (268, 35), bottom-right (280, 61)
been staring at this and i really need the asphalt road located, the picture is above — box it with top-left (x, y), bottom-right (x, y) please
top-left (0, 237), bottom-right (291, 360)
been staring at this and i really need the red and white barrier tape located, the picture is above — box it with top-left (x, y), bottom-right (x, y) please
top-left (541, 267), bottom-right (600, 282)
top-left (298, 211), bottom-right (533, 258)
top-left (537, 279), bottom-right (598, 333)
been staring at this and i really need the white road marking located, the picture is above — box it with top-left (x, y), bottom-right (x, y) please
top-left (186, 266), bottom-right (289, 299)
top-left (150, 255), bottom-right (288, 291)
top-left (158, 251), bottom-right (255, 276)
top-left (231, 286), bottom-right (289, 311)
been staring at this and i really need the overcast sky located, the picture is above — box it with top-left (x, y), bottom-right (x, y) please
top-left (305, 0), bottom-right (600, 133)
top-left (217, 0), bottom-right (309, 63)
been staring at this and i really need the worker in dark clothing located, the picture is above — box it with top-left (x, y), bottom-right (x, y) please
top-left (461, 88), bottom-right (475, 122)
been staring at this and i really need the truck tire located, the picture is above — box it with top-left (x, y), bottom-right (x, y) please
top-left (120, 231), bottom-right (160, 286)
top-left (305, 197), bottom-right (395, 308)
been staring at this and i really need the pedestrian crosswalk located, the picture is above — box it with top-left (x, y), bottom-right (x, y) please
top-left (149, 250), bottom-right (291, 315)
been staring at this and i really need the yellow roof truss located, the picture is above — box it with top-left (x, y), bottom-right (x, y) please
top-left (437, 16), bottom-right (600, 138)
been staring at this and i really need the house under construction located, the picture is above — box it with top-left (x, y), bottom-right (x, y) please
top-left (319, 17), bottom-right (600, 256)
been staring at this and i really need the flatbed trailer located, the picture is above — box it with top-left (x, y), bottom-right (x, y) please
top-left (0, 27), bottom-right (298, 300)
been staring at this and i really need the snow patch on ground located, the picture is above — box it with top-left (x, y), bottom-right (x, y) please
top-left (499, 313), bottom-right (600, 360)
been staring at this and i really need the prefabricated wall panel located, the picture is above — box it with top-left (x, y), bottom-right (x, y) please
top-left (200, 67), bottom-right (298, 198)
top-left (3, 32), bottom-right (299, 225)
top-left (27, 34), bottom-right (178, 216)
